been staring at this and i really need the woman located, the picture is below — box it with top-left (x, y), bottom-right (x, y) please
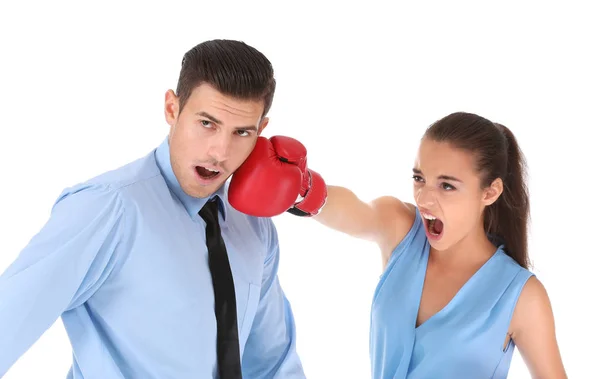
top-left (313, 112), bottom-right (567, 378)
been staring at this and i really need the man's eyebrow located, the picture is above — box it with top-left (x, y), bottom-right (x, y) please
top-left (235, 126), bottom-right (258, 131)
top-left (196, 112), bottom-right (222, 125)
top-left (196, 111), bottom-right (258, 131)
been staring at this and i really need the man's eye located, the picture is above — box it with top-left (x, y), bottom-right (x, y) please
top-left (200, 120), bottom-right (211, 127)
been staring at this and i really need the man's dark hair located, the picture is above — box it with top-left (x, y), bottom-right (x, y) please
top-left (176, 39), bottom-right (276, 117)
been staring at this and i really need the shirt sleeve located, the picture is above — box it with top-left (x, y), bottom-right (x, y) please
top-left (0, 183), bottom-right (130, 376)
top-left (241, 218), bottom-right (306, 379)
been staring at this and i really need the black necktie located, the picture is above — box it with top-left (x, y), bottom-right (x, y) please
top-left (199, 198), bottom-right (242, 379)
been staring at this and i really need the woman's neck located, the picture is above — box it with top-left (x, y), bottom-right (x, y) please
top-left (430, 226), bottom-right (498, 268)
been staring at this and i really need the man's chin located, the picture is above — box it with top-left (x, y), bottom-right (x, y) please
top-left (189, 179), bottom-right (228, 199)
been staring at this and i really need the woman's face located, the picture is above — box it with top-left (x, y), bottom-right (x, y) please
top-left (412, 138), bottom-right (502, 251)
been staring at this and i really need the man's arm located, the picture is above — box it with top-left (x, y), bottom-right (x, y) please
top-left (241, 218), bottom-right (305, 379)
top-left (0, 184), bottom-right (128, 375)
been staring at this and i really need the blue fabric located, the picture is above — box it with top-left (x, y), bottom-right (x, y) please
top-left (370, 209), bottom-right (533, 379)
top-left (0, 137), bottom-right (305, 378)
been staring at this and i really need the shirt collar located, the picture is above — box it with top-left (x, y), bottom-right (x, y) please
top-left (154, 136), bottom-right (228, 221)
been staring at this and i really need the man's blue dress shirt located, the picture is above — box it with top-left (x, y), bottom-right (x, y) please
top-left (0, 137), bottom-right (305, 378)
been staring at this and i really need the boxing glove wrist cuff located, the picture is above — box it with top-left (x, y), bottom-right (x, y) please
top-left (287, 169), bottom-right (327, 217)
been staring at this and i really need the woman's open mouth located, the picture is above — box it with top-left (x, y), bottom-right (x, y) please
top-left (422, 212), bottom-right (444, 239)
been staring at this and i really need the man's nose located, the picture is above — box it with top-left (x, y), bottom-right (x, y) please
top-left (208, 133), bottom-right (232, 162)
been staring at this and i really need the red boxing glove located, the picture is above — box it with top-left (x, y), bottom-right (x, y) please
top-left (270, 136), bottom-right (327, 217)
top-left (228, 136), bottom-right (327, 218)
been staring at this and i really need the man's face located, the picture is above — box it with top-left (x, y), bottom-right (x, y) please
top-left (164, 83), bottom-right (269, 198)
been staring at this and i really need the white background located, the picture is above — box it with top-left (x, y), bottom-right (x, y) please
top-left (1, 1), bottom-right (598, 378)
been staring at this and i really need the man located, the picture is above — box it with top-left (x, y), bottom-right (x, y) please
top-left (0, 39), bottom-right (322, 378)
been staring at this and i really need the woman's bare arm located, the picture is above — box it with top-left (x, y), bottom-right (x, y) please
top-left (313, 185), bottom-right (415, 264)
top-left (511, 277), bottom-right (568, 378)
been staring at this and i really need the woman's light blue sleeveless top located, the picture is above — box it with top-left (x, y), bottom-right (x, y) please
top-left (370, 209), bottom-right (533, 379)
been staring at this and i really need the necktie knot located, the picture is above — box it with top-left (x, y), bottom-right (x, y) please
top-left (199, 198), bottom-right (220, 224)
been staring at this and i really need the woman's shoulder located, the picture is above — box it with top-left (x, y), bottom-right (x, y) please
top-left (508, 275), bottom-right (567, 376)
top-left (513, 275), bottom-right (549, 324)
top-left (376, 200), bottom-right (420, 265)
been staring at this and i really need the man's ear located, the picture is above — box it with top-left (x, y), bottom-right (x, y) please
top-left (164, 89), bottom-right (180, 127)
top-left (258, 117), bottom-right (269, 135)
top-left (483, 177), bottom-right (504, 206)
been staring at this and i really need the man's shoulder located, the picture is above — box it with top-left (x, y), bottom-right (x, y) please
top-left (86, 150), bottom-right (161, 191)
top-left (54, 147), bottom-right (164, 210)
